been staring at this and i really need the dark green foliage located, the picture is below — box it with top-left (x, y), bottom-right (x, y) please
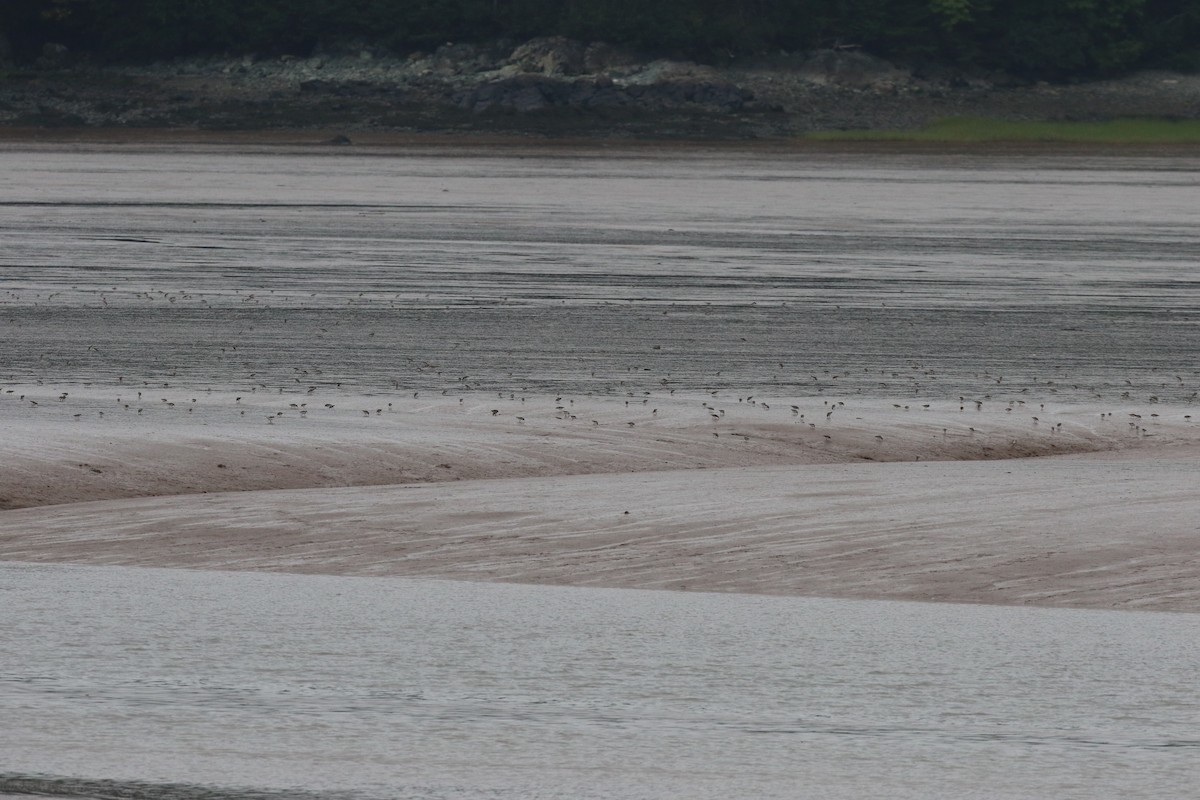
top-left (1141, 0), bottom-right (1200, 70)
top-left (980, 0), bottom-right (1147, 77)
top-left (1, 0), bottom-right (55, 61)
top-left (1, 0), bottom-right (1195, 77)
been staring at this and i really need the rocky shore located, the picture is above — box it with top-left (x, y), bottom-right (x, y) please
top-left (2, 36), bottom-right (1199, 138)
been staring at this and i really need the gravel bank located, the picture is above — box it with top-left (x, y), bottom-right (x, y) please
top-left (3, 39), bottom-right (1199, 138)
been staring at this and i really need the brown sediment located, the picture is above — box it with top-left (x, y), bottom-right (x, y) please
top-left (0, 396), bottom-right (1166, 511)
top-left (2, 394), bottom-right (1199, 612)
top-left (1, 446), bottom-right (1198, 612)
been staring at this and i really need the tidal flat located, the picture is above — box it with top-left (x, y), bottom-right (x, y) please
top-left (2, 143), bottom-right (1199, 798)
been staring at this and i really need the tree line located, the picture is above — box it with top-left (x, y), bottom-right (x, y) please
top-left (3, 0), bottom-right (1198, 79)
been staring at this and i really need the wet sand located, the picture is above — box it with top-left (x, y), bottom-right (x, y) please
top-left (4, 143), bottom-right (1200, 800)
top-left (2, 391), bottom-right (1199, 612)
top-left (3, 143), bottom-right (1199, 615)
top-left (3, 389), bottom-right (1179, 511)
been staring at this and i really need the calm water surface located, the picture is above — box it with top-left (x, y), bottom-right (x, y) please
top-left (2, 563), bottom-right (1199, 800)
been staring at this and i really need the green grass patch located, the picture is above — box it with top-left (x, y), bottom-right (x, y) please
top-left (807, 116), bottom-right (1200, 143)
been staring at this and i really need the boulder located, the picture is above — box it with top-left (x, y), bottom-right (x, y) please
top-left (509, 37), bottom-right (586, 76)
top-left (454, 72), bottom-right (751, 115)
top-left (660, 79), bottom-right (753, 110)
top-left (625, 78), bottom-right (752, 111)
top-left (455, 75), bottom-right (620, 113)
top-left (432, 42), bottom-right (503, 75)
top-left (798, 49), bottom-right (910, 88)
top-left (623, 59), bottom-right (725, 85)
top-left (298, 79), bottom-right (384, 97)
top-left (456, 75), bottom-right (558, 112)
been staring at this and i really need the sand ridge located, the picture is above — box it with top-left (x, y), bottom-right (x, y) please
top-left (2, 449), bottom-right (1199, 612)
top-left (2, 390), bottom-right (1199, 612)
top-left (4, 145), bottom-right (1199, 613)
top-left (1, 389), bottom-right (1190, 510)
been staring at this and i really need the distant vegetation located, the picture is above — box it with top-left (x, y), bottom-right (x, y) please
top-left (3, 0), bottom-right (1199, 79)
top-left (807, 116), bottom-right (1200, 142)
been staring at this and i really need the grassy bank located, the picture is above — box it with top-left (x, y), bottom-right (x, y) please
top-left (807, 117), bottom-right (1200, 144)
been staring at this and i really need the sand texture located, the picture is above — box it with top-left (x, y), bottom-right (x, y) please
top-left (2, 392), bottom-right (1199, 612)
top-left (4, 145), bottom-right (1200, 615)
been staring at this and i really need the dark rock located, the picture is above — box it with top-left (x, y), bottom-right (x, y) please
top-left (432, 42), bottom-right (504, 74)
top-left (911, 62), bottom-right (994, 91)
top-left (5, 34), bottom-right (1191, 139)
top-left (582, 84), bottom-right (627, 109)
top-left (658, 79), bottom-right (752, 110)
top-left (455, 72), bottom-right (752, 115)
top-left (799, 49), bottom-right (909, 88)
top-left (456, 75), bottom-right (606, 113)
top-left (509, 37), bottom-right (586, 76)
top-left (511, 85), bottom-right (549, 112)
top-left (299, 79), bottom-right (384, 97)
top-left (434, 42), bottom-right (476, 64)
top-left (323, 134), bottom-right (352, 145)
top-left (21, 105), bottom-right (86, 126)
top-left (299, 79), bottom-right (332, 94)
top-left (455, 75), bottom-right (554, 112)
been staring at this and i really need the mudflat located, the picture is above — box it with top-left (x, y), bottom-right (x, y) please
top-left (2, 143), bottom-right (1198, 611)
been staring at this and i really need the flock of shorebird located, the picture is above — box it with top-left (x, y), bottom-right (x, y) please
top-left (4, 284), bottom-right (1198, 447)
top-left (2, 363), bottom-right (1194, 451)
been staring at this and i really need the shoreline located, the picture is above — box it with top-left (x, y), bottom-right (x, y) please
top-left (4, 47), bottom-right (1199, 143)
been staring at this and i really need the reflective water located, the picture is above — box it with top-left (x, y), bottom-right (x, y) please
top-left (2, 563), bottom-right (1199, 799)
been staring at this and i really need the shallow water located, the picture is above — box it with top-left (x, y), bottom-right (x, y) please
top-left (2, 147), bottom-right (1199, 401)
top-left (2, 563), bottom-right (1198, 800)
